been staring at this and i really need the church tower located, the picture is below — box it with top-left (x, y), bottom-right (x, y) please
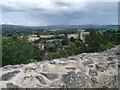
top-left (77, 29), bottom-right (85, 42)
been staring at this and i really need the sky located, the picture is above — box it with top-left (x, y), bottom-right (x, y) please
top-left (1, 0), bottom-right (119, 26)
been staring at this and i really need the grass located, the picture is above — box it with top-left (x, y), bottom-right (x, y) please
top-left (67, 32), bottom-right (89, 39)
top-left (40, 34), bottom-right (65, 38)
top-left (67, 34), bottom-right (78, 39)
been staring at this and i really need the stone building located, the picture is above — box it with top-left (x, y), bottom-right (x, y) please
top-left (77, 29), bottom-right (85, 42)
top-left (28, 34), bottom-right (39, 42)
top-left (38, 43), bottom-right (56, 50)
top-left (38, 44), bottom-right (45, 50)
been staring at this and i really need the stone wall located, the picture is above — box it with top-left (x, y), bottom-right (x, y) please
top-left (0, 45), bottom-right (119, 88)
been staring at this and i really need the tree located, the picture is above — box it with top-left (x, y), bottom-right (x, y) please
top-left (85, 30), bottom-right (101, 52)
top-left (70, 37), bottom-right (75, 42)
top-left (2, 34), bottom-right (42, 66)
top-left (61, 39), bottom-right (69, 45)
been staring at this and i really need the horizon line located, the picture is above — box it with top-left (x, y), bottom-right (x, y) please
top-left (1, 24), bottom-right (119, 27)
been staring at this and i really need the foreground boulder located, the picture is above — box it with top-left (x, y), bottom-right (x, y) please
top-left (1, 71), bottom-right (20, 81)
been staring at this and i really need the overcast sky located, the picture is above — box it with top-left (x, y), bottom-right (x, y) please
top-left (1, 0), bottom-right (119, 26)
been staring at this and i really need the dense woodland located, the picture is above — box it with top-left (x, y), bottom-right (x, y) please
top-left (2, 26), bottom-right (120, 66)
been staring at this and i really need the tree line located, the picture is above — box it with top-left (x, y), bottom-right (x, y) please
top-left (2, 28), bottom-right (120, 66)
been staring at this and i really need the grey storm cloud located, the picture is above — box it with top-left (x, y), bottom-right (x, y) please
top-left (1, 0), bottom-right (118, 26)
top-left (54, 2), bottom-right (71, 7)
top-left (2, 4), bottom-right (26, 12)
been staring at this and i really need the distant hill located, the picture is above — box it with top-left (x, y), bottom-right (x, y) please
top-left (1, 24), bottom-right (119, 30)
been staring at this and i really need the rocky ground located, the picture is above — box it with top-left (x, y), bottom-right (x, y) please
top-left (0, 45), bottom-right (120, 88)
